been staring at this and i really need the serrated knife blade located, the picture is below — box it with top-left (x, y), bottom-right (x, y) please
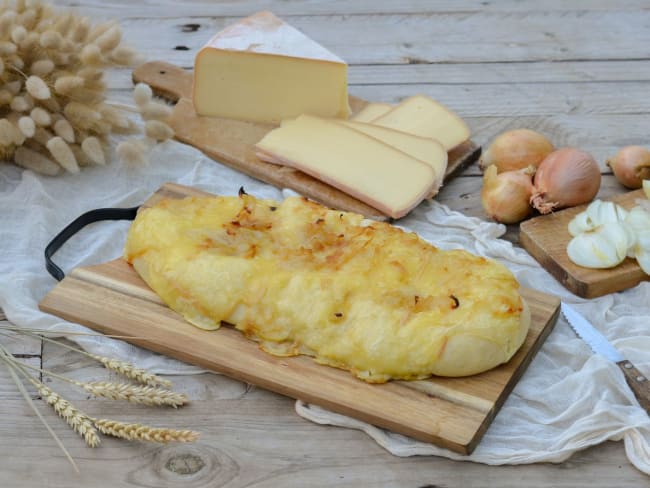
top-left (561, 302), bottom-right (650, 415)
top-left (561, 302), bottom-right (624, 363)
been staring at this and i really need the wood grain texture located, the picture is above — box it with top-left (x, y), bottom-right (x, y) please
top-left (1, 324), bottom-right (646, 486)
top-left (38, 184), bottom-right (559, 455)
top-left (618, 360), bottom-right (650, 414)
top-left (107, 59), bottom-right (650, 90)
top-left (0, 322), bottom-right (41, 401)
top-left (520, 189), bottom-right (648, 298)
top-left (51, 0), bottom-right (650, 17)
top-left (132, 61), bottom-right (481, 220)
top-left (0, 328), bottom-right (41, 356)
top-left (72, 12), bottom-right (650, 66)
top-left (2, 366), bottom-right (647, 488)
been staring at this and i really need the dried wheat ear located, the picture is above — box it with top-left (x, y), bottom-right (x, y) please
top-left (0, 1), bottom-right (173, 175)
top-left (0, 325), bottom-right (199, 473)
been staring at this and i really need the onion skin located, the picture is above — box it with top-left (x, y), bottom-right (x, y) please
top-left (531, 148), bottom-right (601, 214)
top-left (481, 165), bottom-right (534, 224)
top-left (606, 146), bottom-right (650, 189)
top-left (479, 129), bottom-right (554, 173)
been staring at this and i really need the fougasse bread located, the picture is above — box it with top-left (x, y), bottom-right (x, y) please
top-left (124, 193), bottom-right (530, 382)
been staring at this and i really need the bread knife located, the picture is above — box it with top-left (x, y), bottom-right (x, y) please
top-left (561, 302), bottom-right (649, 414)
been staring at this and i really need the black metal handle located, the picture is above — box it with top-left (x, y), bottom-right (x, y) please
top-left (45, 206), bottom-right (140, 281)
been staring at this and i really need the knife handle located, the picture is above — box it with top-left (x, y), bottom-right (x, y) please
top-left (617, 360), bottom-right (650, 414)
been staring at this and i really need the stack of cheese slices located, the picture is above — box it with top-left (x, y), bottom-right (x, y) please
top-left (255, 98), bottom-right (469, 218)
top-left (193, 11), bottom-right (471, 219)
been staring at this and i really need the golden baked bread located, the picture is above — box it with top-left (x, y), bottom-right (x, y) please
top-left (124, 194), bottom-right (530, 382)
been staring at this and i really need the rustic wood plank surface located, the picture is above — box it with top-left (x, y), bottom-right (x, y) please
top-left (1, 0), bottom-right (649, 485)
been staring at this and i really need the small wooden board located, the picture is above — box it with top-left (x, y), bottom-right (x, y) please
top-left (39, 183), bottom-right (559, 455)
top-left (520, 189), bottom-right (648, 298)
top-left (132, 61), bottom-right (481, 221)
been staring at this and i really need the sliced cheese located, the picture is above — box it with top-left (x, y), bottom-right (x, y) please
top-left (255, 114), bottom-right (436, 218)
top-left (351, 102), bottom-right (393, 123)
top-left (193, 11), bottom-right (350, 124)
top-left (372, 95), bottom-right (470, 150)
top-left (337, 120), bottom-right (448, 197)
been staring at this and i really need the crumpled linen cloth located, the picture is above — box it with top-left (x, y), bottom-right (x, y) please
top-left (0, 139), bottom-right (648, 475)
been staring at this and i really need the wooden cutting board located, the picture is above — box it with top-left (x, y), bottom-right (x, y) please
top-left (39, 183), bottom-right (560, 455)
top-left (520, 189), bottom-right (648, 298)
top-left (132, 61), bottom-right (481, 221)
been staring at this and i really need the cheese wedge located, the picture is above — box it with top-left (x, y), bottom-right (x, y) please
top-left (351, 102), bottom-right (393, 123)
top-left (372, 95), bottom-right (470, 150)
top-left (193, 11), bottom-right (350, 123)
top-left (255, 115), bottom-right (436, 218)
top-left (337, 120), bottom-right (448, 197)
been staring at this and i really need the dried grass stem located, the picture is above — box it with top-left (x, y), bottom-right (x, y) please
top-left (93, 419), bottom-right (199, 443)
top-left (78, 381), bottom-right (188, 407)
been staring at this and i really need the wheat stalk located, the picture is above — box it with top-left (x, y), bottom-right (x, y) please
top-left (28, 378), bottom-right (101, 448)
top-left (93, 419), bottom-right (199, 443)
top-left (0, 326), bottom-right (199, 471)
top-left (90, 355), bottom-right (172, 388)
top-left (13, 359), bottom-right (185, 409)
top-left (0, 326), bottom-right (172, 387)
top-left (0, 346), bottom-right (78, 471)
top-left (0, 324), bottom-right (146, 339)
top-left (77, 381), bottom-right (188, 407)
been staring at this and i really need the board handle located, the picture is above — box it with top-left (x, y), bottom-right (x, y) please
top-left (45, 206), bottom-right (140, 281)
top-left (132, 61), bottom-right (193, 103)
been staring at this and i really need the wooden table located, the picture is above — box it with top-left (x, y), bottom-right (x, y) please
top-left (1, 1), bottom-right (648, 485)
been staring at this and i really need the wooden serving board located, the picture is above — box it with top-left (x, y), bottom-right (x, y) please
top-left (39, 183), bottom-right (559, 455)
top-left (520, 189), bottom-right (648, 298)
top-left (132, 61), bottom-right (481, 221)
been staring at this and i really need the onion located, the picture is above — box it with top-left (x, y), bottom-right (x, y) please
top-left (531, 148), bottom-right (601, 214)
top-left (481, 165), bottom-right (534, 224)
top-left (606, 146), bottom-right (650, 189)
top-left (479, 129), bottom-right (554, 173)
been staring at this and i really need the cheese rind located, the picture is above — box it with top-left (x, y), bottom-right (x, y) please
top-left (372, 95), bottom-right (470, 150)
top-left (255, 115), bottom-right (436, 218)
top-left (351, 103), bottom-right (393, 123)
top-left (337, 120), bottom-right (448, 197)
top-left (193, 11), bottom-right (350, 123)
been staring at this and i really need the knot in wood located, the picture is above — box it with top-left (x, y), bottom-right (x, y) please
top-left (165, 453), bottom-right (206, 475)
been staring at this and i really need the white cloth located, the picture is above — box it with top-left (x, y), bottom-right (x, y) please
top-left (1, 139), bottom-right (648, 475)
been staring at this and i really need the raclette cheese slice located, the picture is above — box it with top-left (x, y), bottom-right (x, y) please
top-left (372, 95), bottom-right (470, 150)
top-left (193, 11), bottom-right (350, 124)
top-left (337, 120), bottom-right (448, 197)
top-left (255, 115), bottom-right (435, 218)
top-left (351, 102), bottom-right (393, 123)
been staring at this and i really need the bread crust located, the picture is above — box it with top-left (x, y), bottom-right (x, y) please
top-left (124, 194), bottom-right (530, 381)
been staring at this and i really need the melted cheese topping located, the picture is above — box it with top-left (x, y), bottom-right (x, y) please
top-left (124, 195), bottom-right (529, 382)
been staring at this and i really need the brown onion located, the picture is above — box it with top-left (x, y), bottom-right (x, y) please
top-left (479, 129), bottom-right (554, 173)
top-left (481, 165), bottom-right (534, 224)
top-left (606, 146), bottom-right (650, 189)
top-left (531, 148), bottom-right (601, 214)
